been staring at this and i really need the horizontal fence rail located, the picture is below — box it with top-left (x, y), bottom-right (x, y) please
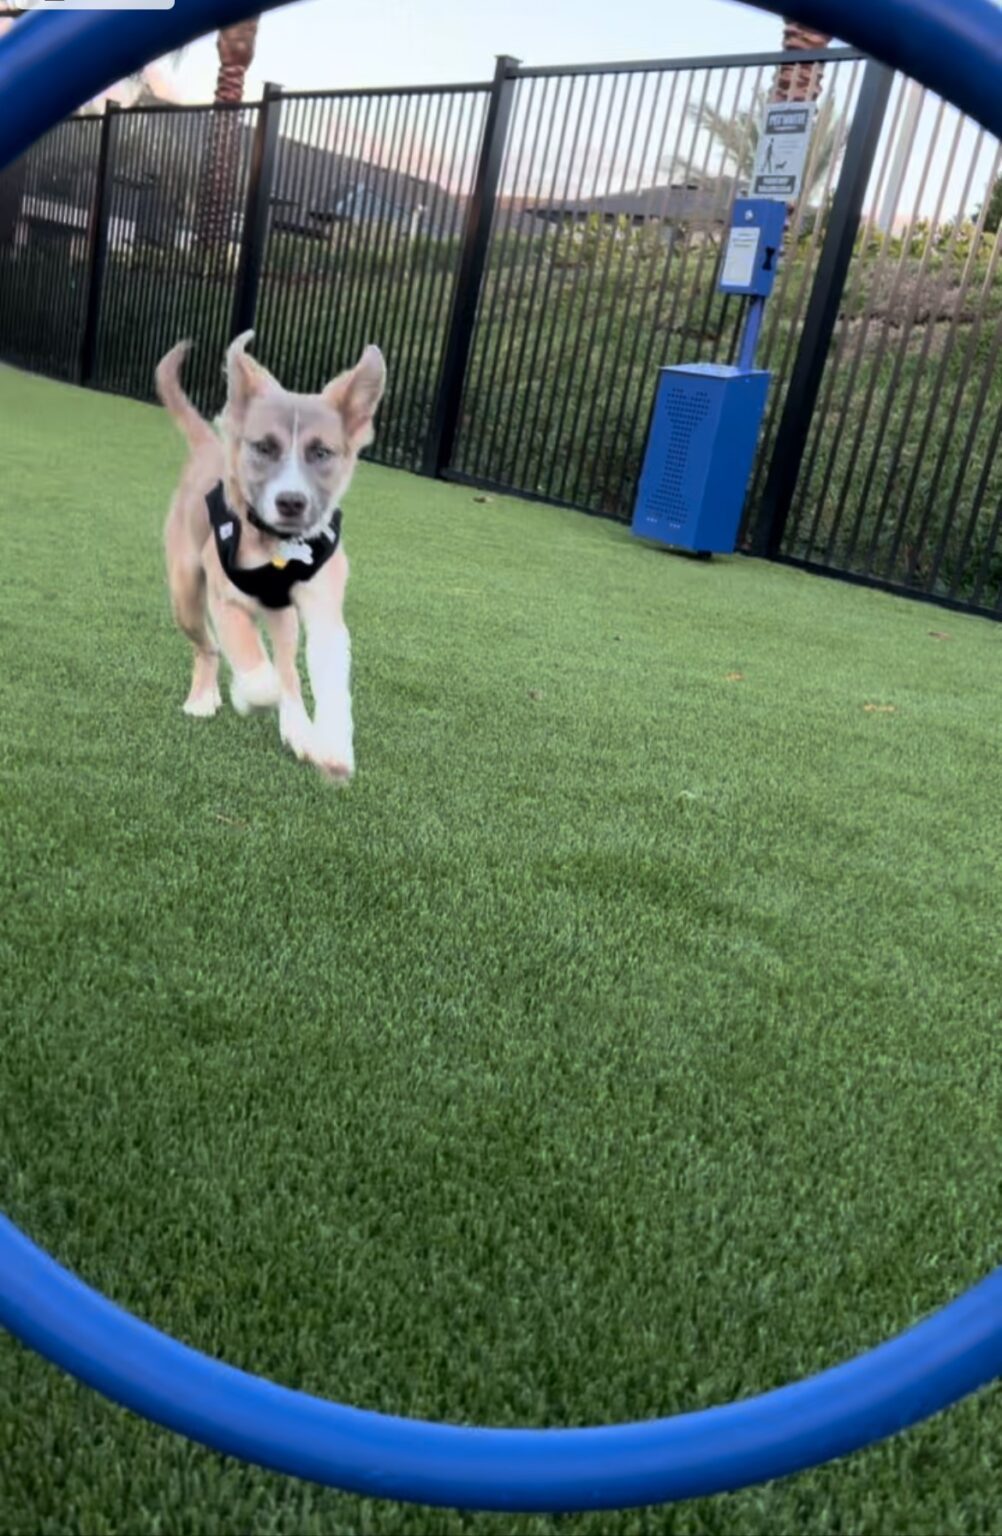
top-left (513, 46), bottom-right (865, 79)
top-left (0, 47), bottom-right (999, 620)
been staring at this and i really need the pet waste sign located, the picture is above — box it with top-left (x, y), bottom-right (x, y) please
top-left (750, 103), bottom-right (816, 200)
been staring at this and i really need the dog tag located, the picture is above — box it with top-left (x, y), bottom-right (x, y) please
top-left (219, 521), bottom-right (234, 540)
top-left (278, 539), bottom-right (313, 565)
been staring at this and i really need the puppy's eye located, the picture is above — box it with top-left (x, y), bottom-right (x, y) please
top-left (250, 436), bottom-right (280, 459)
top-left (306, 440), bottom-right (336, 464)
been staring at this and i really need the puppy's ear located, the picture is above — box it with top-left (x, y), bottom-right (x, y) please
top-left (223, 331), bottom-right (277, 425)
top-left (323, 345), bottom-right (386, 450)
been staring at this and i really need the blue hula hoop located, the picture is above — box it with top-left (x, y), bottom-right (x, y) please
top-left (3, 1216), bottom-right (1001, 1512)
top-left (2, 0), bottom-right (1001, 1511)
top-left (0, 0), bottom-right (1000, 171)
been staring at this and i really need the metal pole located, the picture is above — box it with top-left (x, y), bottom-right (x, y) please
top-left (422, 54), bottom-right (519, 479)
top-left (750, 59), bottom-right (893, 559)
top-left (78, 99), bottom-right (117, 385)
top-left (737, 295), bottom-right (766, 372)
top-left (875, 79), bottom-right (922, 236)
top-left (229, 81), bottom-right (282, 341)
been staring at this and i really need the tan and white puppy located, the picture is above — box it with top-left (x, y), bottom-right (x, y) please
top-left (156, 332), bottom-right (385, 781)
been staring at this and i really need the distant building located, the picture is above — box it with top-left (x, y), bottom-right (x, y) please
top-left (267, 136), bottom-right (466, 242)
top-left (2, 110), bottom-right (468, 264)
top-left (518, 179), bottom-right (737, 241)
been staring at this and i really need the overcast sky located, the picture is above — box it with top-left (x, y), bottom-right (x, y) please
top-left (167, 0), bottom-right (789, 100)
top-left (2, 0), bottom-right (974, 224)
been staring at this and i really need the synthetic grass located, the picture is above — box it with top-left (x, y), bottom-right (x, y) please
top-left (0, 361), bottom-right (1000, 1536)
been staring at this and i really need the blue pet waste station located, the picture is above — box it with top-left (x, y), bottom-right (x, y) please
top-left (632, 197), bottom-right (788, 556)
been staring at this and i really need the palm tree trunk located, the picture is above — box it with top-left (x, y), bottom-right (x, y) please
top-left (0, 149), bottom-right (26, 248)
top-left (195, 19), bottom-right (259, 267)
top-left (773, 18), bottom-right (832, 103)
top-left (0, 19), bottom-right (28, 249)
top-left (768, 20), bottom-right (834, 230)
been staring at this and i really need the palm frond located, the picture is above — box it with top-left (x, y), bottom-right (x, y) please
top-left (660, 84), bottom-right (847, 206)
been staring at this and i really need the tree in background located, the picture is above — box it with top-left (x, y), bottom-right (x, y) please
top-left (773, 17), bottom-right (833, 103)
top-left (771, 17), bottom-right (835, 238)
top-left (664, 16), bottom-right (839, 202)
top-left (0, 5), bottom-right (261, 271)
top-left (214, 21), bottom-right (260, 106)
top-left (194, 20), bottom-right (261, 262)
top-left (0, 11), bottom-right (30, 247)
top-left (976, 174), bottom-right (1002, 234)
top-left (665, 88), bottom-right (845, 210)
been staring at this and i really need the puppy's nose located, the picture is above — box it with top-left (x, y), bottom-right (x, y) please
top-left (275, 493), bottom-right (307, 520)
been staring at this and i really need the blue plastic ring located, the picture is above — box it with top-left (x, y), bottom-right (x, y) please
top-left (3, 1216), bottom-right (1002, 1511)
top-left (2, 0), bottom-right (1002, 1512)
top-left (2, 0), bottom-right (1002, 170)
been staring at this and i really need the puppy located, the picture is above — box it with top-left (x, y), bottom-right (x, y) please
top-left (156, 332), bottom-right (385, 782)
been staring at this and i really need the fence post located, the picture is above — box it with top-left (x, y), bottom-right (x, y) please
top-left (79, 100), bottom-right (117, 386)
top-left (230, 81), bottom-right (282, 341)
top-left (423, 54), bottom-right (519, 479)
top-left (750, 59), bottom-right (894, 559)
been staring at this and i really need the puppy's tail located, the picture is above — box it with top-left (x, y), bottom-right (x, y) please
top-left (155, 340), bottom-right (215, 452)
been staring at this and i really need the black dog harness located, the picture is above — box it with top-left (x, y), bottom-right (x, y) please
top-left (205, 482), bottom-right (342, 610)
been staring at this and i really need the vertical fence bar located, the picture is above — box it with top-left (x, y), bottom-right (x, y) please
top-left (750, 59), bottom-right (893, 559)
top-left (480, 73), bottom-right (560, 485)
top-left (380, 87), bottom-right (449, 461)
top-left (883, 138), bottom-right (999, 580)
top-left (833, 97), bottom-right (945, 569)
top-left (744, 58), bottom-right (860, 522)
top-left (296, 95), bottom-right (355, 388)
top-left (230, 82), bottom-right (282, 341)
top-left (863, 112), bottom-right (972, 577)
top-left (423, 55), bottom-right (519, 478)
top-left (791, 75), bottom-right (910, 561)
top-left (79, 100), bottom-right (117, 385)
top-left (403, 91), bottom-right (482, 466)
top-left (374, 88), bottom-right (436, 459)
top-left (460, 75), bottom-right (539, 482)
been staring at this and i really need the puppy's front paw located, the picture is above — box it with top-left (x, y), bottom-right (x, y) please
top-left (183, 686), bottom-right (222, 718)
top-left (231, 662), bottom-right (280, 716)
top-left (307, 730), bottom-right (354, 784)
top-left (279, 698), bottom-right (314, 761)
top-left (311, 756), bottom-right (354, 785)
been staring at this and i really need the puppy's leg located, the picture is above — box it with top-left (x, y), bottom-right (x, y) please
top-left (185, 648), bottom-right (221, 717)
top-left (208, 589), bottom-right (280, 714)
top-left (262, 607), bottom-right (312, 759)
top-left (296, 591), bottom-right (353, 780)
top-left (167, 554), bottom-right (221, 718)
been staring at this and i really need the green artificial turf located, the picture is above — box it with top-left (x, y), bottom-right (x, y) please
top-left (1, 362), bottom-right (1000, 1536)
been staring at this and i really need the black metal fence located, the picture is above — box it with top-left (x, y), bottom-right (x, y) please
top-left (91, 101), bottom-right (261, 406)
top-left (449, 51), bottom-right (867, 525)
top-left (0, 114), bottom-right (101, 380)
top-left (771, 76), bottom-right (1002, 614)
top-left (256, 82), bottom-right (489, 472)
top-left (0, 48), bottom-right (1000, 619)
